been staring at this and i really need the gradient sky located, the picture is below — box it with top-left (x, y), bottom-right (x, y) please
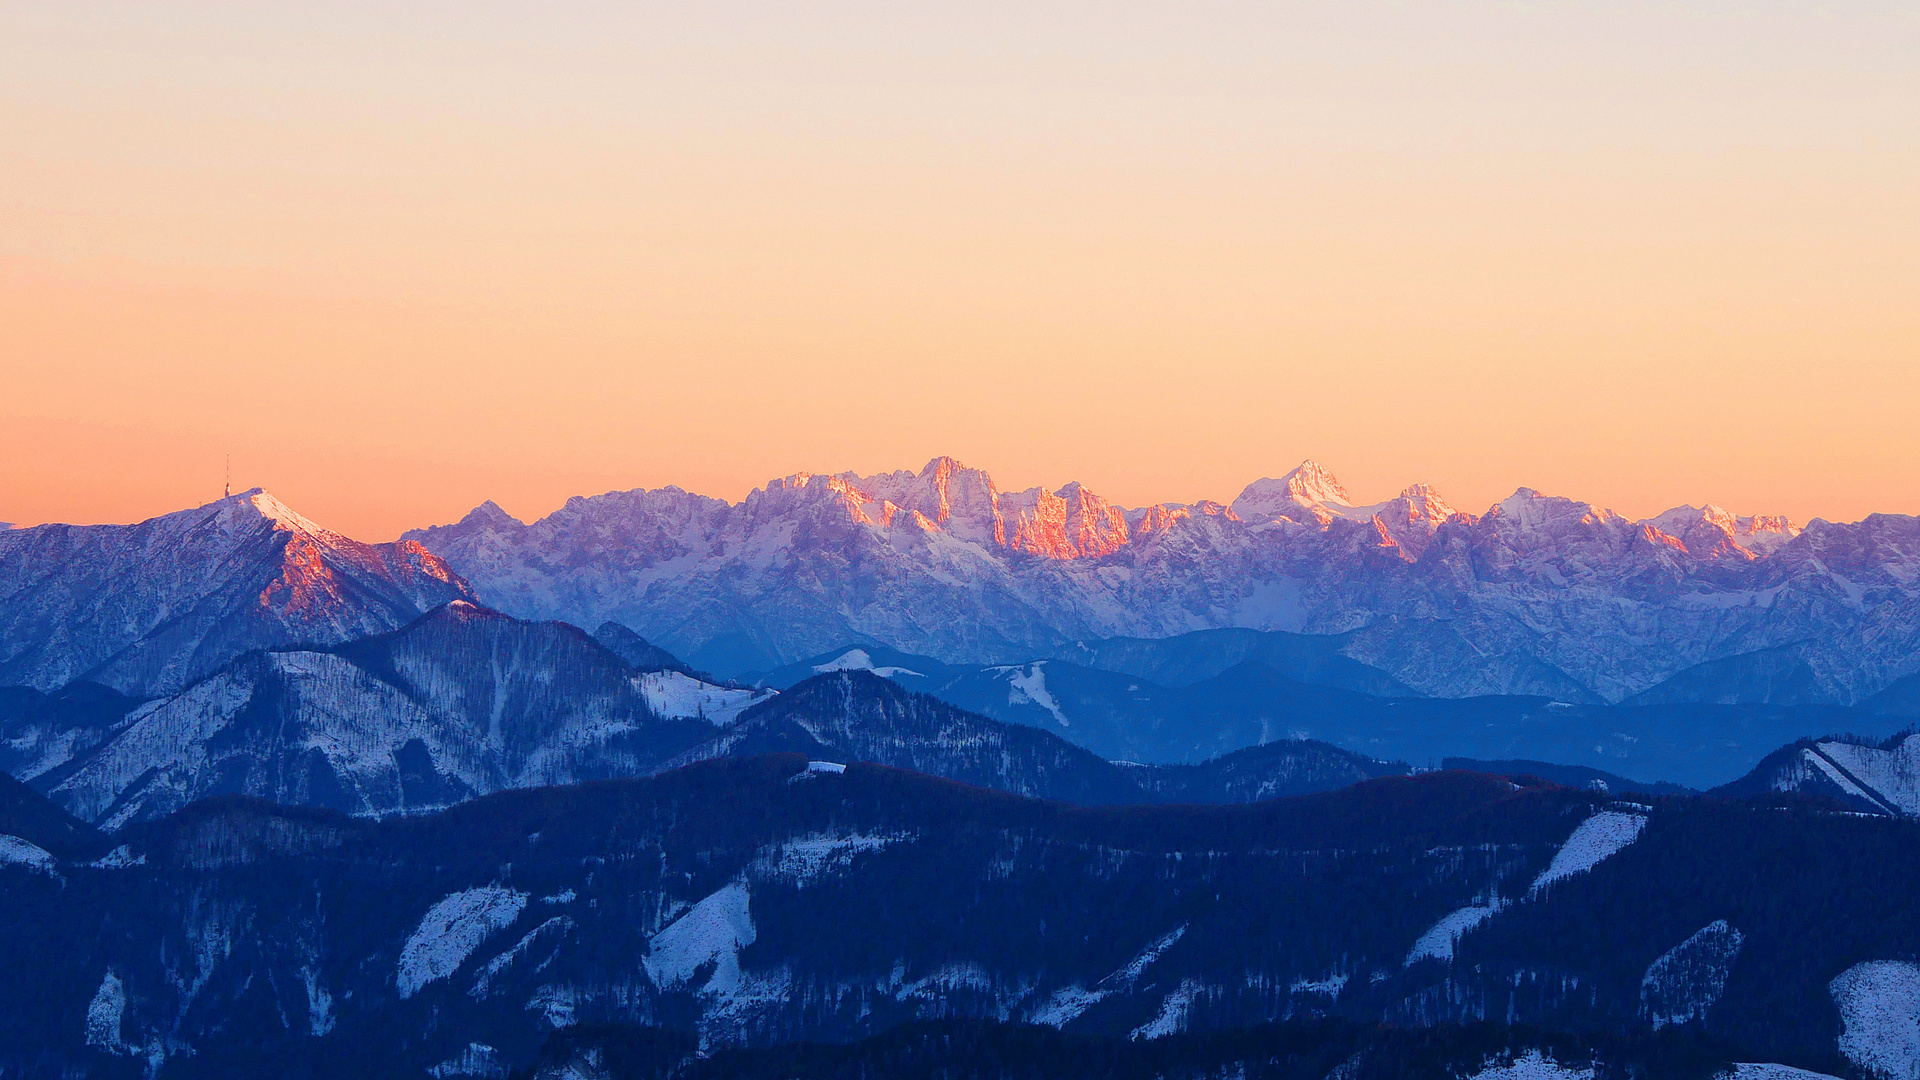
top-left (2, 1), bottom-right (1916, 539)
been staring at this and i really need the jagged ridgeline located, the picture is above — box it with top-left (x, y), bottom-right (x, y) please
top-left (1, 758), bottom-right (1914, 1079)
top-left (403, 456), bottom-right (1920, 708)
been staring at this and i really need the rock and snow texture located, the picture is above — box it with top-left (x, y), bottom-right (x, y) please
top-left (645, 883), bottom-right (756, 994)
top-left (1408, 808), bottom-right (1648, 966)
top-left (1408, 901), bottom-right (1504, 965)
top-left (1640, 920), bottom-right (1744, 1027)
top-left (0, 834), bottom-right (58, 875)
top-left (1031, 925), bottom-right (1187, 1028)
top-left (1131, 978), bottom-right (1207, 1040)
top-left (751, 834), bottom-right (903, 887)
top-left (637, 670), bottom-right (771, 725)
top-left (0, 488), bottom-right (472, 696)
top-left (45, 602), bottom-right (715, 825)
top-left (398, 887), bottom-right (529, 999)
top-left (1812, 737), bottom-right (1920, 817)
top-left (1465, 1051), bottom-right (1595, 1080)
top-left (1831, 960), bottom-right (1920, 1080)
top-left (398, 454), bottom-right (1920, 706)
top-left (1529, 810), bottom-right (1648, 894)
top-left (84, 972), bottom-right (127, 1053)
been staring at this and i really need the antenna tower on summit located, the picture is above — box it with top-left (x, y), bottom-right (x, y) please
top-left (225, 455), bottom-right (231, 499)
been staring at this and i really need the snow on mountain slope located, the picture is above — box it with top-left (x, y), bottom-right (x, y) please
top-left (0, 489), bottom-right (474, 696)
top-left (1466, 1051), bottom-right (1595, 1080)
top-left (1641, 920), bottom-right (1745, 1028)
top-left (398, 886), bottom-right (530, 999)
top-left (407, 456), bottom-right (1920, 705)
top-left (0, 835), bottom-right (58, 875)
top-left (45, 603), bottom-right (719, 825)
top-left (1408, 901), bottom-right (1504, 965)
top-left (645, 882), bottom-right (755, 993)
top-left (639, 671), bottom-right (772, 726)
top-left (1815, 736), bottom-right (1920, 816)
top-left (1529, 810), bottom-right (1648, 894)
top-left (1831, 961), bottom-right (1920, 1080)
top-left (1716, 733), bottom-right (1920, 817)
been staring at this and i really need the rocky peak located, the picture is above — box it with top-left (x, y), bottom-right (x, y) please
top-left (1232, 460), bottom-right (1356, 526)
top-left (1003, 482), bottom-right (1131, 559)
top-left (457, 500), bottom-right (524, 531)
top-left (1367, 484), bottom-right (1462, 560)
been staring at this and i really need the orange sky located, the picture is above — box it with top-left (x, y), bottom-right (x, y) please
top-left (3, 2), bottom-right (1917, 539)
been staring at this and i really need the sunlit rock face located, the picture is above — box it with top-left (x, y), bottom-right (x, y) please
top-left (0, 489), bottom-right (475, 696)
top-left (399, 455), bottom-right (1920, 704)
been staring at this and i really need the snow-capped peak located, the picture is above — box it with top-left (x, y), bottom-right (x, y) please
top-left (1281, 460), bottom-right (1352, 508)
top-left (1231, 461), bottom-right (1356, 525)
top-left (244, 491), bottom-right (329, 536)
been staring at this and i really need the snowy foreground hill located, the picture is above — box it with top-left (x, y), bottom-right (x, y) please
top-left (407, 456), bottom-right (1920, 705)
top-left (0, 756), bottom-right (1912, 1079)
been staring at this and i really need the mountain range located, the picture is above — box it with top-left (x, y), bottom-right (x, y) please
top-left (403, 457), bottom-right (1920, 705)
top-left (5, 467), bottom-right (1920, 1079)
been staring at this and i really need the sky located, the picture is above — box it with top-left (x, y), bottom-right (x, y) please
top-left (2, 1), bottom-right (1916, 540)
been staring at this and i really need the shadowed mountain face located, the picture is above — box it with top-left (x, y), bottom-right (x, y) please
top-left (0, 758), bottom-right (1909, 1077)
top-left (3, 607), bottom-right (1405, 826)
top-left (405, 456), bottom-right (1920, 705)
top-left (0, 489), bottom-right (475, 697)
top-left (35, 603), bottom-right (729, 828)
top-left (666, 671), bottom-right (1150, 806)
top-left (747, 644), bottom-right (1911, 786)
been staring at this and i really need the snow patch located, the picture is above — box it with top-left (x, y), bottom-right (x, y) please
top-left (752, 833), bottom-right (902, 885)
top-left (1030, 984), bottom-right (1107, 1028)
top-left (1831, 960), bottom-right (1920, 1080)
top-left (303, 967), bottom-right (335, 1036)
top-left (1730, 1065), bottom-right (1846, 1080)
top-left (646, 882), bottom-right (755, 994)
top-left (1409, 902), bottom-right (1505, 965)
top-left (638, 671), bottom-right (770, 726)
top-left (90, 845), bottom-right (146, 869)
top-left (1131, 978), bottom-right (1206, 1040)
top-left (428, 1043), bottom-right (508, 1079)
top-left (1529, 810), bottom-right (1648, 894)
top-left (1032, 925), bottom-right (1186, 1028)
top-left (1466, 1050), bottom-right (1595, 1080)
top-left (1290, 972), bottom-right (1350, 998)
top-left (471, 916), bottom-right (573, 998)
top-left (1641, 920), bottom-right (1744, 1028)
top-left (812, 649), bottom-right (923, 679)
top-left (1000, 662), bottom-right (1069, 727)
top-left (85, 971), bottom-right (127, 1053)
top-left (0, 834), bottom-right (59, 875)
top-left (397, 886), bottom-right (529, 998)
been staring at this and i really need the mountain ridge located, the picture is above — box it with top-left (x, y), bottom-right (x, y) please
top-left (402, 456), bottom-right (1920, 704)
